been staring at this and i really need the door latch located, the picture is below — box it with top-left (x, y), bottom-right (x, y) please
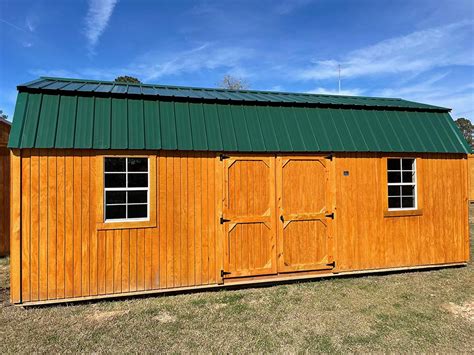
top-left (220, 216), bottom-right (231, 224)
top-left (325, 212), bottom-right (334, 219)
top-left (280, 215), bottom-right (285, 223)
top-left (221, 270), bottom-right (231, 277)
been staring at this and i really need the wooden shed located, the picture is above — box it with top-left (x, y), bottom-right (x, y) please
top-left (8, 77), bottom-right (471, 305)
top-left (0, 117), bottom-right (11, 256)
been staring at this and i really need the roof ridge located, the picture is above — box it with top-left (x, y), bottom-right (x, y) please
top-left (15, 77), bottom-right (450, 112)
top-left (36, 76), bottom-right (404, 102)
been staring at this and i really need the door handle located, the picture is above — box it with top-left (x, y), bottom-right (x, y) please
top-left (280, 215), bottom-right (284, 223)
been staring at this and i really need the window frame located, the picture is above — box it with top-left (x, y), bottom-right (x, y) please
top-left (96, 153), bottom-right (157, 231)
top-left (382, 156), bottom-right (423, 218)
top-left (387, 157), bottom-right (418, 211)
top-left (103, 157), bottom-right (150, 223)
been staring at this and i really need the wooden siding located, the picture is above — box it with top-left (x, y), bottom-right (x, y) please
top-left (335, 153), bottom-right (469, 271)
top-left (468, 155), bottom-right (474, 201)
top-left (10, 150), bottom-right (470, 304)
top-left (0, 121), bottom-right (11, 256)
top-left (15, 150), bottom-right (221, 303)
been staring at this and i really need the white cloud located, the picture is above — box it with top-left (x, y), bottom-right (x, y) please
top-left (307, 87), bottom-right (364, 96)
top-left (25, 16), bottom-right (37, 32)
top-left (298, 21), bottom-right (474, 80)
top-left (374, 74), bottom-right (474, 118)
top-left (84, 0), bottom-right (118, 53)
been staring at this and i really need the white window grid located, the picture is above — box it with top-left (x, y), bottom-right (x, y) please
top-left (104, 157), bottom-right (150, 222)
top-left (387, 158), bottom-right (417, 211)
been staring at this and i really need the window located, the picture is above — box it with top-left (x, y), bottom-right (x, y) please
top-left (387, 158), bottom-right (417, 210)
top-left (104, 157), bottom-right (149, 221)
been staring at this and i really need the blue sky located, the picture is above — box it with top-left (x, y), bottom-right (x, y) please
top-left (0, 0), bottom-right (473, 119)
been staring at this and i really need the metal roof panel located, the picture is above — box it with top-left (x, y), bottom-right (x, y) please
top-left (74, 96), bottom-right (94, 148)
top-left (55, 95), bottom-right (77, 148)
top-left (8, 89), bottom-right (470, 154)
top-left (128, 99), bottom-right (145, 149)
top-left (93, 97), bottom-right (111, 149)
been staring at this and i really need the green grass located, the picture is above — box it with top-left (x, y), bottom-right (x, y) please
top-left (0, 238), bottom-right (472, 352)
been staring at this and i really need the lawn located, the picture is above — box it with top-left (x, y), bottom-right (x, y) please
top-left (0, 238), bottom-right (472, 352)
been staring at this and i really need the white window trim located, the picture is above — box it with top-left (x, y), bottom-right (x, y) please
top-left (104, 157), bottom-right (150, 223)
top-left (387, 158), bottom-right (418, 211)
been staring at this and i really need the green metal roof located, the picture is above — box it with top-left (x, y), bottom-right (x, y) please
top-left (8, 77), bottom-right (470, 154)
top-left (18, 77), bottom-right (450, 111)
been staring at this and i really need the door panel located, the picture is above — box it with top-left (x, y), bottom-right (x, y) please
top-left (277, 156), bottom-right (334, 272)
top-left (222, 156), bottom-right (277, 278)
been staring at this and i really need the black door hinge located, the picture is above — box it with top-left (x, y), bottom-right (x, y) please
top-left (220, 216), bottom-right (231, 224)
top-left (220, 154), bottom-right (230, 161)
top-left (221, 270), bottom-right (231, 277)
top-left (325, 212), bottom-right (334, 219)
top-left (325, 154), bottom-right (333, 161)
top-left (327, 261), bottom-right (336, 268)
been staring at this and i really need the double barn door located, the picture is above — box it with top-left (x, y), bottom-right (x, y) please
top-left (221, 155), bottom-right (334, 279)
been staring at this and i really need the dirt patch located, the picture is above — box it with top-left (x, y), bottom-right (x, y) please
top-left (87, 309), bottom-right (130, 322)
top-left (443, 301), bottom-right (474, 322)
top-left (153, 312), bottom-right (177, 323)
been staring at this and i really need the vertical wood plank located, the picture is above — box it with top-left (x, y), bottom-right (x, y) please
top-left (173, 155), bottom-right (180, 287)
top-left (201, 154), bottom-right (209, 284)
top-left (137, 229), bottom-right (145, 291)
top-left (187, 153), bottom-right (196, 286)
top-left (47, 153), bottom-right (57, 299)
top-left (105, 230), bottom-right (114, 294)
top-left (180, 155), bottom-right (188, 286)
top-left (64, 152), bottom-right (75, 298)
top-left (89, 154), bottom-right (98, 296)
top-left (21, 150), bottom-right (31, 301)
top-left (152, 155), bottom-right (160, 289)
top-left (166, 152), bottom-right (174, 288)
top-left (56, 152), bottom-right (65, 299)
top-left (121, 229), bottom-right (130, 292)
top-left (113, 229), bottom-right (122, 293)
top-left (195, 152), bottom-right (202, 285)
top-left (81, 152), bottom-right (90, 296)
top-left (73, 154), bottom-right (82, 297)
top-left (208, 155), bottom-right (216, 284)
top-left (38, 151), bottom-right (48, 300)
top-left (9, 150), bottom-right (21, 303)
top-left (159, 154), bottom-right (167, 289)
top-left (129, 229), bottom-right (137, 292)
top-left (145, 228), bottom-right (152, 289)
top-left (30, 151), bottom-right (39, 301)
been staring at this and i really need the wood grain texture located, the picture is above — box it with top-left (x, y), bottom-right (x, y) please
top-left (9, 149), bottom-right (21, 303)
top-left (11, 150), bottom-right (470, 304)
top-left (14, 150), bottom-right (220, 302)
top-left (468, 155), bottom-right (474, 201)
top-left (335, 153), bottom-right (469, 271)
top-left (0, 147), bottom-right (10, 255)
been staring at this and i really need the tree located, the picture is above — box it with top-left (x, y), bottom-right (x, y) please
top-left (218, 75), bottom-right (249, 90)
top-left (0, 110), bottom-right (7, 120)
top-left (454, 117), bottom-right (474, 146)
top-left (114, 76), bottom-right (141, 84)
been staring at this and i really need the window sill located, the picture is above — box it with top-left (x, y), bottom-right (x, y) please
top-left (384, 209), bottom-right (423, 218)
top-left (96, 219), bottom-right (157, 230)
